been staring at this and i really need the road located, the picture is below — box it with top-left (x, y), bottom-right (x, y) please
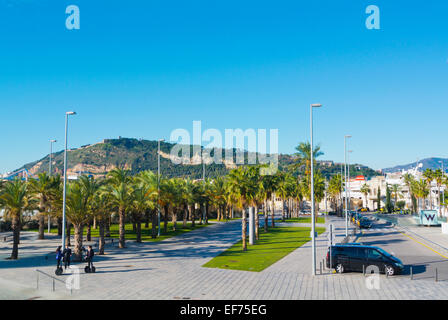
top-left (356, 214), bottom-right (448, 281)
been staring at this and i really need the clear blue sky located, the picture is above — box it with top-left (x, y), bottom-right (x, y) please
top-left (1, 0), bottom-right (447, 172)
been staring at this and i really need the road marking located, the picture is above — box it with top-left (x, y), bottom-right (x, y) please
top-left (399, 231), bottom-right (448, 259)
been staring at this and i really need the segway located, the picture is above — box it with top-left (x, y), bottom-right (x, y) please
top-left (84, 264), bottom-right (96, 273)
top-left (55, 267), bottom-right (63, 276)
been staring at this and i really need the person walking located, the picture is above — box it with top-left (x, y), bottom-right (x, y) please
top-left (86, 245), bottom-right (95, 271)
top-left (62, 245), bottom-right (72, 270)
top-left (55, 246), bottom-right (63, 270)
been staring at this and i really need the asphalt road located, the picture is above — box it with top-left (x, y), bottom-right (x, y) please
top-left (356, 214), bottom-right (448, 281)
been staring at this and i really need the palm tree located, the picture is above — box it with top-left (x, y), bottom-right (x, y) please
top-left (91, 186), bottom-right (111, 255)
top-left (261, 173), bottom-right (279, 229)
top-left (360, 183), bottom-right (371, 210)
top-left (390, 184), bottom-right (401, 210)
top-left (106, 168), bottom-right (132, 248)
top-left (137, 170), bottom-right (158, 238)
top-left (29, 173), bottom-right (56, 240)
top-left (328, 174), bottom-right (343, 213)
top-left (423, 169), bottom-right (434, 209)
top-left (434, 169), bottom-right (444, 216)
top-left (227, 166), bottom-right (259, 251)
top-left (403, 173), bottom-right (416, 213)
top-left (0, 179), bottom-right (32, 259)
top-left (411, 179), bottom-right (429, 212)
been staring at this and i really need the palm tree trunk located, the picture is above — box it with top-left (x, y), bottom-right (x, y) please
top-left (171, 208), bottom-right (177, 232)
top-left (151, 211), bottom-right (157, 238)
top-left (57, 217), bottom-right (62, 236)
top-left (119, 207), bottom-right (126, 249)
top-left (242, 208), bottom-right (247, 251)
top-left (99, 218), bottom-right (105, 255)
top-left (164, 205), bottom-right (169, 233)
top-left (93, 217), bottom-right (97, 230)
top-left (86, 222), bottom-right (92, 242)
top-left (191, 206), bottom-right (196, 228)
top-left (66, 222), bottom-right (71, 246)
top-left (38, 214), bottom-right (45, 240)
top-left (281, 201), bottom-right (285, 222)
top-left (10, 214), bottom-right (20, 260)
top-left (183, 206), bottom-right (187, 228)
top-left (74, 224), bottom-right (84, 261)
top-left (270, 197), bottom-right (275, 228)
top-left (106, 216), bottom-right (111, 237)
top-left (136, 221), bottom-right (142, 243)
top-left (264, 200), bottom-right (268, 232)
top-left (255, 206), bottom-right (259, 241)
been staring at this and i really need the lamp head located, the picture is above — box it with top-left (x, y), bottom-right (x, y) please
top-left (311, 103), bottom-right (323, 108)
top-left (66, 111), bottom-right (76, 116)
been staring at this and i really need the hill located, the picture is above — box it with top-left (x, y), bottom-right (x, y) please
top-left (382, 157), bottom-right (448, 173)
top-left (16, 138), bottom-right (381, 180)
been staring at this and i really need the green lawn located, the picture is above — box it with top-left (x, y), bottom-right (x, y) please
top-left (30, 221), bottom-right (211, 242)
top-left (284, 217), bottom-right (325, 224)
top-left (203, 226), bottom-right (326, 272)
top-left (208, 218), bottom-right (240, 222)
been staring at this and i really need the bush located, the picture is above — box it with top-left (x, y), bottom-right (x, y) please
top-left (0, 220), bottom-right (12, 232)
top-left (396, 201), bottom-right (406, 210)
top-left (23, 220), bottom-right (39, 230)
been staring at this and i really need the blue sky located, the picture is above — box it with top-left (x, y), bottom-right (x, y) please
top-left (0, 0), bottom-right (447, 172)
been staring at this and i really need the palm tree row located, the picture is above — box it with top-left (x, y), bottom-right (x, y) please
top-left (0, 141), bottom-right (329, 259)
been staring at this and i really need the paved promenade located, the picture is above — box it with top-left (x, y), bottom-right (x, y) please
top-left (1, 215), bottom-right (448, 300)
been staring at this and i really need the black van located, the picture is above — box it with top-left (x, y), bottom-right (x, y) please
top-left (326, 244), bottom-right (404, 276)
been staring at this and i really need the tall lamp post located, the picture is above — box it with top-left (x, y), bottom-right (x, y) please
top-left (61, 112), bottom-right (76, 250)
top-left (439, 161), bottom-right (445, 216)
top-left (348, 150), bottom-right (353, 211)
top-left (344, 135), bottom-right (352, 237)
top-left (157, 139), bottom-right (165, 237)
top-left (310, 103), bottom-right (322, 276)
top-left (48, 139), bottom-right (57, 233)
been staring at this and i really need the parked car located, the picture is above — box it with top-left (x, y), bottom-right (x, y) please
top-left (359, 217), bottom-right (372, 229)
top-left (326, 244), bottom-right (404, 276)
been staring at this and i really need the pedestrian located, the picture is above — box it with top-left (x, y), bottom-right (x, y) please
top-left (55, 246), bottom-right (63, 269)
top-left (62, 244), bottom-right (72, 270)
top-left (86, 245), bottom-right (95, 270)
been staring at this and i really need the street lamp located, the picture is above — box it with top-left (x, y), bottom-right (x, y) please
top-left (344, 135), bottom-right (352, 237)
top-left (61, 112), bottom-right (76, 250)
top-left (310, 103), bottom-right (322, 276)
top-left (157, 139), bottom-right (165, 237)
top-left (348, 150), bottom-right (353, 211)
top-left (48, 139), bottom-right (57, 233)
top-left (439, 161), bottom-right (445, 216)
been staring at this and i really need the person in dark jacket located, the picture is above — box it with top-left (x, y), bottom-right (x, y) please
top-left (55, 246), bottom-right (63, 269)
top-left (86, 245), bottom-right (95, 270)
top-left (62, 245), bottom-right (72, 270)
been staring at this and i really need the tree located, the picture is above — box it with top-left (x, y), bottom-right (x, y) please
top-left (29, 173), bottom-right (57, 240)
top-left (106, 168), bottom-right (132, 248)
top-left (390, 184), bottom-right (401, 210)
top-left (0, 179), bottom-right (32, 259)
top-left (360, 183), bottom-right (371, 210)
top-left (227, 166), bottom-right (260, 251)
top-left (423, 169), bottom-right (434, 209)
top-left (411, 179), bottom-right (429, 212)
top-left (65, 177), bottom-right (93, 260)
top-left (403, 173), bottom-right (416, 213)
top-left (377, 187), bottom-right (381, 211)
top-left (385, 184), bottom-right (393, 213)
top-left (328, 174), bottom-right (343, 214)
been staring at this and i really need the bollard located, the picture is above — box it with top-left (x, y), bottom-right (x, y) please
top-left (436, 268), bottom-right (438, 282)
top-left (320, 262), bottom-right (322, 275)
top-left (410, 266), bottom-right (413, 280)
top-left (363, 265), bottom-right (365, 276)
top-left (52, 278), bottom-right (55, 292)
top-left (36, 272), bottom-right (39, 289)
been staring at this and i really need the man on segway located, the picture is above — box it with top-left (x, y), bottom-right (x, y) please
top-left (62, 245), bottom-right (72, 270)
top-left (85, 245), bottom-right (96, 273)
top-left (55, 246), bottom-right (63, 275)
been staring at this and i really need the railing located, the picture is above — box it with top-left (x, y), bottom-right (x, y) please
top-left (35, 269), bottom-right (73, 295)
